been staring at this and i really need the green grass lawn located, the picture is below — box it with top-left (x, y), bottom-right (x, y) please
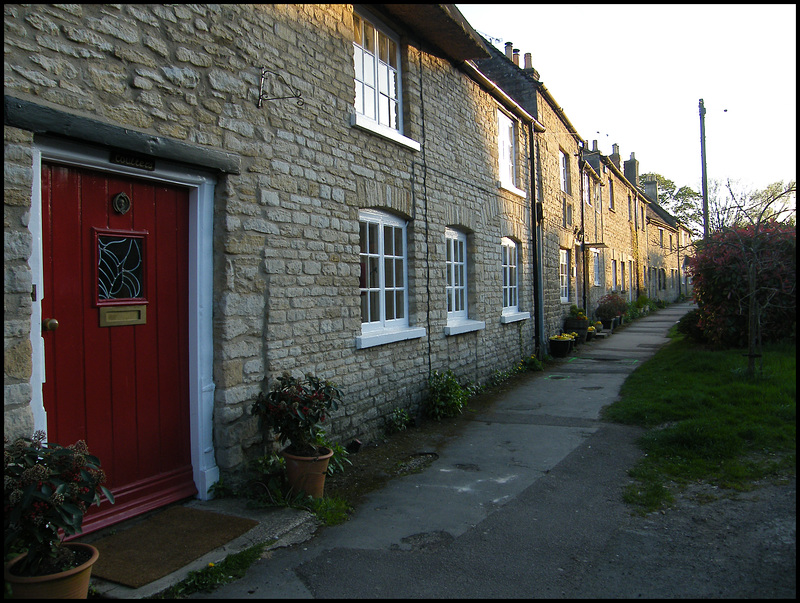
top-left (602, 332), bottom-right (796, 513)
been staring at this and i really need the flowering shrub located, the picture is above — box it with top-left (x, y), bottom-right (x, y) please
top-left (688, 221), bottom-right (796, 347)
top-left (252, 372), bottom-right (342, 457)
top-left (568, 305), bottom-right (588, 320)
top-left (4, 431), bottom-right (114, 576)
top-left (595, 293), bottom-right (627, 320)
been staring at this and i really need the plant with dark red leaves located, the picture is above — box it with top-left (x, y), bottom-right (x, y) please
top-left (252, 373), bottom-right (342, 457)
top-left (4, 431), bottom-right (114, 576)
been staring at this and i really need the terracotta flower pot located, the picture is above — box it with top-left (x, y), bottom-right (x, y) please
top-left (282, 446), bottom-right (334, 498)
top-left (4, 543), bottom-right (99, 599)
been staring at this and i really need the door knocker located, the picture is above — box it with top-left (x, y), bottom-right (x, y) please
top-left (112, 192), bottom-right (131, 215)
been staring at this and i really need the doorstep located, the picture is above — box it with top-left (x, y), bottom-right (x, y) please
top-left (87, 499), bottom-right (319, 599)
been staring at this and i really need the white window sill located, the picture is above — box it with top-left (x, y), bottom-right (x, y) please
top-left (499, 181), bottom-right (527, 198)
top-left (500, 311), bottom-right (530, 324)
top-left (356, 326), bottom-right (426, 349)
top-left (444, 319), bottom-right (486, 336)
top-left (350, 113), bottom-right (421, 152)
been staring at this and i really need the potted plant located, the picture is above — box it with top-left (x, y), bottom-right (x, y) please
top-left (4, 431), bottom-right (114, 599)
top-left (251, 372), bottom-right (342, 498)
top-left (595, 293), bottom-right (627, 331)
top-left (548, 334), bottom-right (573, 358)
top-left (564, 305), bottom-right (590, 343)
top-left (586, 324), bottom-right (595, 342)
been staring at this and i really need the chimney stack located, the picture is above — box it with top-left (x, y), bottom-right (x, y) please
top-left (610, 143), bottom-right (621, 169)
top-left (624, 152), bottom-right (640, 187)
top-left (592, 140), bottom-right (598, 152)
top-left (524, 52), bottom-right (532, 69)
top-left (505, 42), bottom-right (514, 60)
top-left (512, 48), bottom-right (520, 66)
top-left (643, 174), bottom-right (659, 202)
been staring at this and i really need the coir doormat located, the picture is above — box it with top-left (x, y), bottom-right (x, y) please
top-left (89, 506), bottom-right (259, 589)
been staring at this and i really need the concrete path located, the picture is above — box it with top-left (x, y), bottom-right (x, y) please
top-left (180, 302), bottom-right (717, 598)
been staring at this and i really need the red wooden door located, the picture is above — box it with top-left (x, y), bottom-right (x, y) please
top-left (41, 163), bottom-right (197, 533)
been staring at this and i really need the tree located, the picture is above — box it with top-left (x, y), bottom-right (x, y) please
top-left (640, 172), bottom-right (704, 236)
top-left (688, 181), bottom-right (796, 377)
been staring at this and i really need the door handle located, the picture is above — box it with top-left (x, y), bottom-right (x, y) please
top-left (42, 318), bottom-right (59, 332)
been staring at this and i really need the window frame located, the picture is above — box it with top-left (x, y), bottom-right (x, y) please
top-left (356, 208), bottom-right (425, 348)
top-left (353, 11), bottom-right (401, 132)
top-left (592, 249), bottom-right (601, 286)
top-left (497, 109), bottom-right (526, 197)
top-left (351, 10), bottom-right (420, 151)
top-left (444, 228), bottom-right (485, 335)
top-left (501, 237), bottom-right (519, 313)
top-left (501, 237), bottom-right (529, 323)
top-left (583, 172), bottom-right (591, 206)
top-left (608, 180), bottom-right (615, 211)
top-left (560, 150), bottom-right (571, 195)
top-left (611, 259), bottom-right (618, 291)
top-left (446, 228), bottom-right (468, 322)
top-left (559, 248), bottom-right (570, 303)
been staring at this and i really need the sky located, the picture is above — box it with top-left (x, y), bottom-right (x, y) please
top-left (456, 4), bottom-right (797, 197)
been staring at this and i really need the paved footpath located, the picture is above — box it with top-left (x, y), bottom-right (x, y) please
top-left (191, 302), bottom-right (795, 599)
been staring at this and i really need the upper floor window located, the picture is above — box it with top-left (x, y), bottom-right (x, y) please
top-left (559, 248), bottom-right (570, 303)
top-left (497, 110), bottom-right (518, 189)
top-left (501, 237), bottom-right (519, 313)
top-left (611, 259), bottom-right (618, 291)
top-left (592, 249), bottom-right (601, 286)
top-left (562, 196), bottom-right (573, 229)
top-left (628, 195), bottom-right (632, 222)
top-left (353, 12), bottom-right (400, 131)
top-left (560, 150), bottom-right (571, 195)
top-left (659, 227), bottom-right (664, 247)
top-left (583, 172), bottom-right (591, 206)
top-left (609, 181), bottom-right (615, 211)
top-left (359, 209), bottom-right (407, 332)
top-left (445, 228), bottom-right (468, 321)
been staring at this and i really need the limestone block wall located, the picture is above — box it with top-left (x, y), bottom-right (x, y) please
top-left (532, 94), bottom-right (581, 338)
top-left (4, 126), bottom-right (36, 438)
top-left (3, 4), bottom-right (536, 481)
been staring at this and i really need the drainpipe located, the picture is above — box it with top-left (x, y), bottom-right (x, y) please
top-left (529, 122), bottom-right (545, 357)
top-left (579, 144), bottom-right (587, 312)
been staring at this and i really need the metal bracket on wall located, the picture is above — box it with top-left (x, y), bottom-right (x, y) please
top-left (257, 68), bottom-right (304, 107)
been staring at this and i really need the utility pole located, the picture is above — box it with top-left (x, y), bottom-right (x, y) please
top-left (699, 99), bottom-right (709, 241)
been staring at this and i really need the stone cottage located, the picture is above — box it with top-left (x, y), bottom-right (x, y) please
top-left (4, 4), bottom-right (548, 531)
top-left (472, 41), bottom-right (692, 326)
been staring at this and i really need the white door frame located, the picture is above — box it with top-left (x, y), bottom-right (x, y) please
top-left (30, 136), bottom-right (219, 500)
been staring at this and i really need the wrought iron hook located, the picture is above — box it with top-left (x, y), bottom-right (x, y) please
top-left (258, 68), bottom-right (304, 107)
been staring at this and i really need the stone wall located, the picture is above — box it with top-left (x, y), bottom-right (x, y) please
top-left (532, 91), bottom-right (582, 338)
top-left (4, 125), bottom-right (35, 438)
top-left (4, 4), bottom-right (536, 482)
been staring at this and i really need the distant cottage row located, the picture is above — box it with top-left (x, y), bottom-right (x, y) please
top-left (4, 4), bottom-right (691, 531)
